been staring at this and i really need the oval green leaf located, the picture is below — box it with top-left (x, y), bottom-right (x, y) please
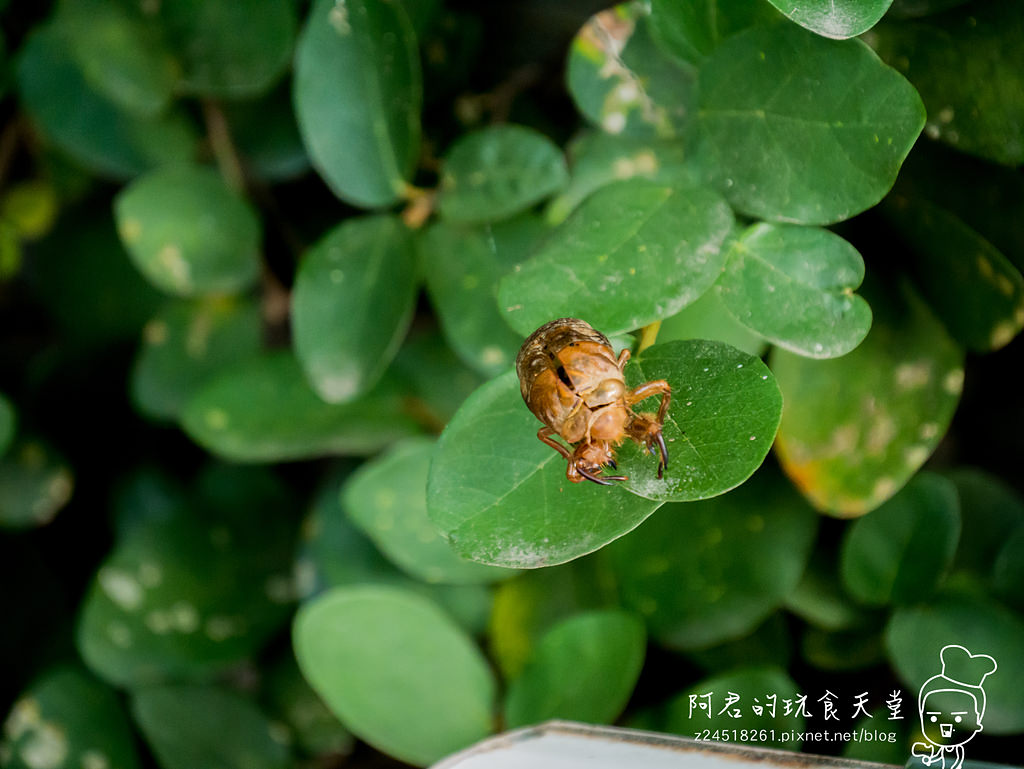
top-left (293, 215), bottom-right (416, 403)
top-left (884, 194), bottom-right (1024, 351)
top-left (545, 132), bottom-right (694, 225)
top-left (606, 470), bottom-right (818, 650)
top-left (343, 437), bottom-right (514, 584)
top-left (56, 0), bottom-right (177, 117)
top-left (504, 609), bottom-right (645, 728)
top-left (158, 0), bottom-right (296, 98)
top-left (131, 297), bottom-right (263, 421)
top-left (294, 0), bottom-right (421, 208)
top-left (132, 685), bottom-right (290, 769)
top-left (438, 125), bottom-right (568, 224)
top-left (870, 4), bottom-right (1024, 166)
top-left (293, 585), bottom-right (496, 766)
top-left (427, 370), bottom-right (663, 568)
top-left (568, 3), bottom-right (695, 139)
top-left (773, 279), bottom-right (964, 516)
top-left (695, 23), bottom-right (925, 224)
top-left (946, 468), bottom-right (1024, 578)
top-left (181, 351), bottom-right (421, 463)
top-left (839, 471), bottom-right (960, 605)
top-left (658, 285), bottom-right (766, 357)
top-left (498, 179), bottom-right (734, 336)
top-left (296, 469), bottom-right (493, 636)
top-left (886, 587), bottom-right (1024, 734)
top-left (617, 339), bottom-right (782, 502)
top-left (0, 439), bottom-right (73, 530)
top-left (1, 666), bottom-right (141, 769)
top-left (764, 0), bottom-right (893, 38)
top-left (16, 25), bottom-right (198, 180)
top-left (263, 654), bottom-right (354, 759)
top-left (992, 525), bottom-right (1024, 613)
top-left (419, 216), bottom-right (545, 377)
top-left (718, 223), bottom-right (872, 358)
top-left (114, 165), bottom-right (261, 297)
top-left (77, 476), bottom-right (295, 686)
top-left (647, 0), bottom-right (781, 64)
top-left (0, 393), bottom-right (15, 457)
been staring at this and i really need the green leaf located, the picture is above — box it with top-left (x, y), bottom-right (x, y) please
top-left (1, 179), bottom-right (58, 241)
top-left (0, 439), bottom-right (74, 529)
top-left (840, 472), bottom-right (959, 606)
top-left (617, 339), bottom-right (782, 502)
top-left (132, 685), bottom-right (290, 769)
top-left (77, 466), bottom-right (295, 686)
top-left (802, 624), bottom-right (886, 670)
top-left (887, 0), bottom-right (969, 17)
top-left (0, 393), bottom-right (15, 457)
top-left (293, 585), bottom-right (496, 766)
top-left (869, 4), bottom-right (1024, 166)
top-left (295, 468), bottom-right (494, 635)
top-left (225, 86), bottom-right (310, 182)
top-left (16, 25), bottom-right (199, 180)
top-left (488, 555), bottom-right (619, 680)
top-left (886, 586), bottom-right (1024, 734)
top-left (181, 351), bottom-right (421, 463)
top-left (545, 132), bottom-right (694, 225)
top-left (504, 609), bottom-right (645, 728)
top-left (114, 165), bottom-right (261, 297)
top-left (293, 215), bottom-right (416, 403)
top-left (419, 216), bottom-right (546, 377)
top-left (785, 551), bottom-right (868, 631)
top-left (343, 437), bottom-right (514, 584)
top-left (157, 0), bottom-right (297, 98)
top-left (658, 283), bottom-right (767, 357)
top-left (647, 0), bottom-right (781, 64)
top-left (28, 210), bottom-right (166, 349)
top-left (1, 666), bottom-right (141, 769)
top-left (884, 194), bottom-right (1024, 351)
top-left (606, 470), bottom-right (818, 650)
top-left (498, 179), bottom-right (734, 336)
top-left (656, 667), bottom-right (806, 749)
top-left (946, 469), bottom-right (1024, 578)
top-left (992, 525), bottom-right (1024, 612)
top-left (389, 327), bottom-right (486, 426)
top-left (763, 0), bottom-right (893, 38)
top-left (111, 467), bottom-right (186, 540)
top-left (56, 0), bottom-right (178, 117)
top-left (688, 613), bottom-right (792, 673)
top-left (427, 370), bottom-right (663, 568)
top-left (263, 654), bottom-right (354, 758)
top-left (568, 3), bottom-right (695, 139)
top-left (438, 125), bottom-right (568, 224)
top-left (717, 223), bottom-right (872, 358)
top-left (695, 23), bottom-right (925, 225)
top-left (773, 279), bottom-right (963, 516)
top-left (131, 297), bottom-right (263, 421)
top-left (294, 0), bottom-right (421, 208)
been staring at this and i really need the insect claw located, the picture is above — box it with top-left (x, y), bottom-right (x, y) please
top-left (655, 432), bottom-right (668, 471)
top-left (607, 458), bottom-right (617, 470)
top-left (578, 466), bottom-right (613, 485)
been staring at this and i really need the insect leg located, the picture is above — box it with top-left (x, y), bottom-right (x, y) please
top-left (627, 380), bottom-right (671, 423)
top-left (616, 347), bottom-right (631, 372)
top-left (537, 426), bottom-right (572, 460)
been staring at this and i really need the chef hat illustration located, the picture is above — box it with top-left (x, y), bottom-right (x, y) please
top-left (919, 644), bottom-right (998, 719)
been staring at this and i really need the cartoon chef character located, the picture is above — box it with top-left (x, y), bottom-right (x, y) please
top-left (911, 644), bottom-right (997, 769)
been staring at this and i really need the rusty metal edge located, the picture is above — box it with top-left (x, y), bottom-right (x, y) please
top-left (429, 720), bottom-right (903, 769)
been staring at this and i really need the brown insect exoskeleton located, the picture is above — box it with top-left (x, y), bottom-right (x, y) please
top-left (515, 318), bottom-right (672, 485)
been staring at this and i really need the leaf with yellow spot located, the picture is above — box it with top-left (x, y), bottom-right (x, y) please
top-left (0, 666), bottom-right (141, 769)
top-left (0, 438), bottom-right (73, 530)
top-left (131, 297), bottom-right (262, 421)
top-left (567, 2), bottom-right (696, 140)
top-left (772, 278), bottom-right (964, 517)
top-left (114, 165), bottom-right (261, 297)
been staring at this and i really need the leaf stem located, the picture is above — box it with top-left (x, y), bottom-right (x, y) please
top-left (201, 99), bottom-right (246, 194)
top-left (400, 185), bottom-right (436, 230)
top-left (636, 320), bottom-right (662, 353)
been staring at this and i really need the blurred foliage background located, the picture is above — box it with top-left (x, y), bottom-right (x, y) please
top-left (1, 0), bottom-right (1024, 767)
